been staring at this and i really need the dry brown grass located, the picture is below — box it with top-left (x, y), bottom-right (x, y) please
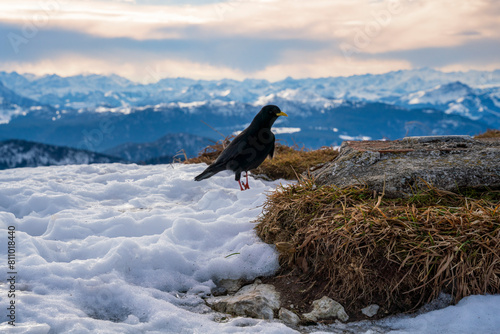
top-left (255, 179), bottom-right (500, 315)
top-left (475, 129), bottom-right (500, 138)
top-left (185, 136), bottom-right (339, 180)
top-left (252, 144), bottom-right (338, 180)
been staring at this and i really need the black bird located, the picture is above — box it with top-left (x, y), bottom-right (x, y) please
top-left (194, 105), bottom-right (288, 190)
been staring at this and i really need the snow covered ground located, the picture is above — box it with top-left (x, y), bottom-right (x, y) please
top-left (0, 163), bottom-right (499, 333)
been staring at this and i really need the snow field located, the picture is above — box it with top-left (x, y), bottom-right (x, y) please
top-left (0, 163), bottom-right (294, 333)
top-left (0, 162), bottom-right (499, 333)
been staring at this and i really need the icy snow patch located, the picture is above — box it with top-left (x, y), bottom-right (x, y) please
top-left (178, 101), bottom-right (207, 108)
top-left (273, 127), bottom-right (301, 134)
top-left (0, 163), bottom-right (292, 333)
top-left (339, 134), bottom-right (372, 141)
top-left (380, 294), bottom-right (500, 334)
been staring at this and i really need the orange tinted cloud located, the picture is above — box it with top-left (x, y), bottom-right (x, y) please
top-left (0, 0), bottom-right (498, 80)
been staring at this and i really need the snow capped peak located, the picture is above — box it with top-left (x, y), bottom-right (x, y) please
top-left (178, 101), bottom-right (207, 108)
top-left (0, 69), bottom-right (499, 147)
top-left (0, 69), bottom-right (498, 116)
top-left (403, 81), bottom-right (473, 105)
top-left (436, 81), bottom-right (473, 94)
top-left (253, 93), bottom-right (276, 106)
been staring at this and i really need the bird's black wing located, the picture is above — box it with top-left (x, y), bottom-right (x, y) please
top-left (212, 129), bottom-right (250, 165)
top-left (194, 131), bottom-right (250, 182)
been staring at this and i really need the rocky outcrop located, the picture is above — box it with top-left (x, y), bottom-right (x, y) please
top-left (311, 136), bottom-right (500, 197)
top-left (278, 307), bottom-right (300, 326)
top-left (207, 280), bottom-right (353, 326)
top-left (206, 282), bottom-right (280, 320)
top-left (361, 304), bottom-right (380, 317)
top-left (302, 296), bottom-right (349, 322)
top-left (211, 279), bottom-right (246, 296)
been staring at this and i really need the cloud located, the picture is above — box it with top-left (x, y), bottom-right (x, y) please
top-left (0, 22), bottom-right (326, 73)
top-left (0, 0), bottom-right (499, 80)
top-left (375, 37), bottom-right (500, 70)
top-left (0, 55), bottom-right (247, 82)
top-left (252, 54), bottom-right (412, 80)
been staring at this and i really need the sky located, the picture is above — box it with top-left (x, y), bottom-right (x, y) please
top-left (0, 0), bottom-right (499, 82)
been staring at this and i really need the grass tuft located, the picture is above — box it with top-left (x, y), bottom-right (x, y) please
top-left (475, 129), bottom-right (500, 138)
top-left (255, 180), bottom-right (500, 315)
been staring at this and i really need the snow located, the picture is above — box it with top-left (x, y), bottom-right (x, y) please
top-left (253, 93), bottom-right (276, 106)
top-left (339, 134), bottom-right (372, 141)
top-left (94, 106), bottom-right (133, 114)
top-left (219, 89), bottom-right (231, 97)
top-left (380, 295), bottom-right (500, 334)
top-left (403, 82), bottom-right (473, 106)
top-left (0, 105), bottom-right (23, 124)
top-left (178, 101), bottom-right (207, 109)
top-left (309, 294), bottom-right (500, 334)
top-left (0, 163), bottom-right (499, 333)
top-left (272, 127), bottom-right (301, 135)
top-left (407, 90), bottom-right (425, 104)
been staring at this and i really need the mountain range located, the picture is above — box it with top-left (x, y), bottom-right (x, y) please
top-left (103, 133), bottom-right (213, 163)
top-left (0, 139), bottom-right (122, 170)
top-left (0, 68), bottom-right (499, 169)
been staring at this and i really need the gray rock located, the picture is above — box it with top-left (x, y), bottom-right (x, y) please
top-left (206, 283), bottom-right (280, 320)
top-left (302, 296), bottom-right (349, 322)
top-left (212, 279), bottom-right (246, 296)
top-left (311, 136), bottom-right (500, 198)
top-left (361, 304), bottom-right (380, 317)
top-left (279, 307), bottom-right (300, 326)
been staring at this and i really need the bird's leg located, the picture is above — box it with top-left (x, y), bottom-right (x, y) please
top-left (238, 180), bottom-right (245, 191)
top-left (244, 172), bottom-right (250, 189)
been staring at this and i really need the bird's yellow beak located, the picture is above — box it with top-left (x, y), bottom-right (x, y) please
top-left (276, 111), bottom-right (288, 117)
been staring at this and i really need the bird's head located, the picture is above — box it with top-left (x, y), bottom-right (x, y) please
top-left (251, 105), bottom-right (287, 129)
top-left (262, 105), bottom-right (288, 118)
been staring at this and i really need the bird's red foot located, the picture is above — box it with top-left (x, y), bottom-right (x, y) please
top-left (238, 173), bottom-right (251, 191)
top-left (238, 181), bottom-right (250, 191)
top-left (244, 172), bottom-right (250, 189)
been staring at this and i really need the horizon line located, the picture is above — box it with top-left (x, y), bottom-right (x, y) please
top-left (2, 67), bottom-right (500, 85)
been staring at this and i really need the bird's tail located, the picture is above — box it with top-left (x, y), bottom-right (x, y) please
top-left (194, 166), bottom-right (218, 181)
